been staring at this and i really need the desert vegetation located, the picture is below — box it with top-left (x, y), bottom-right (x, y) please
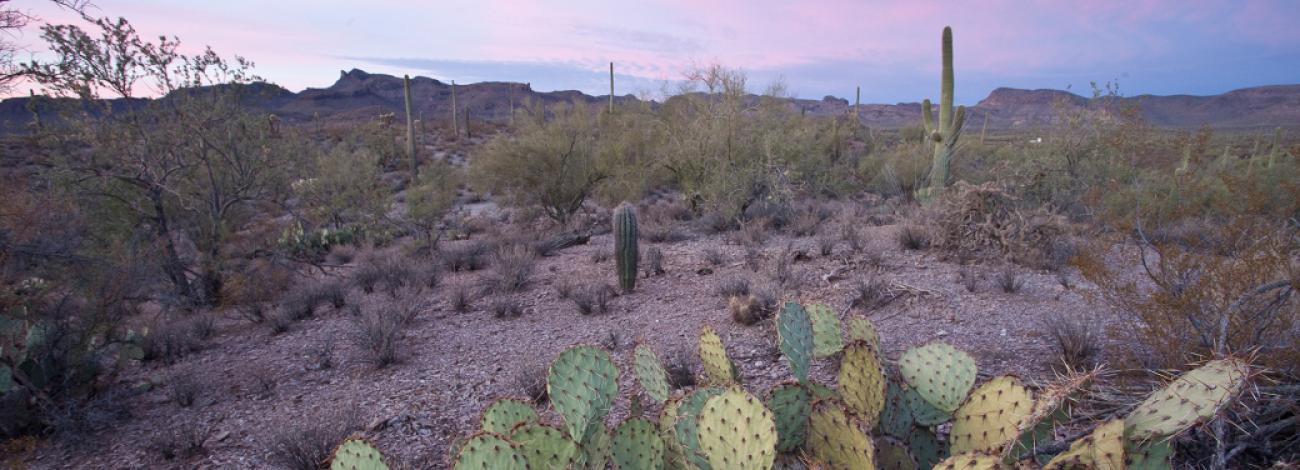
top-left (0, 4), bottom-right (1297, 470)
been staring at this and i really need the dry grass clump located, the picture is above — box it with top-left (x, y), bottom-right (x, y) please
top-left (997, 267), bottom-right (1025, 294)
top-left (440, 241), bottom-right (490, 272)
top-left (482, 243), bottom-right (536, 294)
top-left (1041, 311), bottom-right (1103, 371)
top-left (267, 409), bottom-right (361, 470)
top-left (572, 284), bottom-right (614, 315)
top-left (896, 224), bottom-right (931, 251)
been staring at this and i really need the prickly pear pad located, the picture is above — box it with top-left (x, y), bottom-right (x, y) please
top-left (806, 303), bottom-right (844, 358)
top-left (699, 326), bottom-right (735, 386)
top-left (876, 437), bottom-right (918, 470)
top-left (452, 433), bottom-right (529, 470)
top-left (777, 301), bottom-right (814, 384)
top-left (846, 314), bottom-right (881, 352)
top-left (510, 424), bottom-right (579, 470)
top-left (766, 382), bottom-right (812, 453)
top-left (633, 344), bottom-right (671, 403)
top-left (330, 438), bottom-right (389, 470)
top-left (698, 390), bottom-right (778, 470)
top-left (950, 375), bottom-right (1033, 454)
top-left (1124, 358), bottom-right (1248, 442)
top-left (547, 345), bottom-right (619, 442)
top-left (933, 452), bottom-right (1003, 470)
top-left (899, 341), bottom-right (977, 413)
top-left (807, 400), bottom-right (875, 469)
top-left (838, 341), bottom-right (887, 428)
top-left (612, 417), bottom-right (665, 470)
top-left (479, 398), bottom-right (539, 435)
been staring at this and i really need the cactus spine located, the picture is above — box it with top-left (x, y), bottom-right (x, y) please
top-left (403, 75), bottom-right (417, 178)
top-left (921, 26), bottom-right (967, 199)
top-left (613, 202), bottom-right (639, 291)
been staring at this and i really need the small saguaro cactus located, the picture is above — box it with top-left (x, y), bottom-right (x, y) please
top-left (450, 79), bottom-right (459, 138)
top-left (402, 75), bottom-right (417, 178)
top-left (613, 202), bottom-right (639, 291)
top-left (921, 26), bottom-right (967, 200)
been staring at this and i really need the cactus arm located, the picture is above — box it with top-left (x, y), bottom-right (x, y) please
top-left (922, 98), bottom-right (935, 135)
top-left (939, 26), bottom-right (954, 133)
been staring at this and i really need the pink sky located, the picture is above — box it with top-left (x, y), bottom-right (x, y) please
top-left (8, 0), bottom-right (1300, 102)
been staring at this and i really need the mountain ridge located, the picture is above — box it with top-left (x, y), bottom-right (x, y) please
top-left (3, 69), bottom-right (1299, 134)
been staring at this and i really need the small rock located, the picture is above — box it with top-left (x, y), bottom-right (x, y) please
top-left (368, 416), bottom-right (388, 431)
top-left (936, 330), bottom-right (948, 337)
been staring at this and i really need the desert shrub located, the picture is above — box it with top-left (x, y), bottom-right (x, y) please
top-left (268, 409), bottom-right (361, 470)
top-left (664, 346), bottom-right (698, 390)
top-left (294, 145), bottom-right (389, 242)
top-left (281, 281), bottom-right (348, 320)
top-left (571, 285), bottom-right (613, 315)
top-left (482, 244), bottom-right (536, 294)
top-left (490, 297), bottom-right (525, 319)
top-left (167, 373), bottom-right (200, 408)
top-left (326, 244), bottom-right (358, 265)
top-left (716, 278), bottom-right (750, 299)
top-left (703, 248), bottom-right (725, 266)
top-left (1041, 311), bottom-right (1103, 371)
top-left (187, 314), bottom-right (215, 341)
top-left (643, 224), bottom-right (689, 244)
top-left (850, 276), bottom-right (892, 310)
top-left (743, 246), bottom-right (763, 272)
top-left (268, 310), bottom-right (294, 335)
top-left (896, 225), bottom-right (931, 251)
top-left (441, 241), bottom-right (490, 272)
top-left (997, 268), bottom-right (1024, 294)
top-left (1076, 216), bottom-right (1299, 372)
top-left (449, 287), bottom-right (473, 313)
top-left (930, 182), bottom-right (1070, 266)
top-left (153, 423), bottom-right (207, 462)
top-left (405, 160), bottom-right (459, 246)
top-left (841, 225), bottom-right (864, 253)
top-left (958, 269), bottom-right (980, 293)
top-left (139, 318), bottom-right (199, 363)
top-left (250, 367), bottom-right (277, 399)
top-left (643, 247), bottom-right (665, 277)
top-left (695, 212), bottom-right (736, 234)
top-left (351, 307), bottom-right (407, 368)
top-left (352, 257), bottom-right (413, 296)
top-left (308, 336), bottom-right (335, 371)
top-left (771, 246), bottom-right (798, 288)
top-left (861, 140), bottom-right (931, 201)
top-left (817, 237), bottom-right (836, 256)
top-left (589, 248), bottom-right (611, 264)
top-left (514, 362), bottom-right (549, 405)
top-left (728, 295), bottom-right (768, 326)
top-left (473, 100), bottom-right (609, 224)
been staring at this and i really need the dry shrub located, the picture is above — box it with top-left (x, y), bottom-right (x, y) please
top-left (664, 347), bottom-right (698, 389)
top-left (997, 268), bottom-right (1025, 294)
top-left (514, 362), bottom-right (549, 405)
top-left (482, 244), bottom-right (536, 294)
top-left (572, 284), bottom-right (614, 315)
top-left (931, 182), bottom-right (1070, 267)
top-left (896, 225), bottom-right (931, 251)
top-left (268, 409), bottom-right (361, 470)
top-left (1041, 311), bottom-right (1103, 371)
top-left (491, 296), bottom-right (525, 318)
top-left (351, 301), bottom-right (412, 368)
top-left (440, 241), bottom-right (490, 272)
top-left (716, 278), bottom-right (750, 299)
top-left (643, 247), bottom-right (665, 277)
top-left (1076, 216), bottom-right (1299, 372)
top-left (728, 294), bottom-right (772, 326)
top-left (153, 422), bottom-right (207, 462)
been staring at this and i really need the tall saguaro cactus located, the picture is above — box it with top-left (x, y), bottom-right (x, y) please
top-left (921, 26), bottom-right (966, 199)
top-left (609, 62), bottom-right (615, 114)
top-left (854, 85), bottom-right (860, 129)
top-left (403, 75), bottom-right (417, 178)
top-left (450, 79), bottom-right (459, 139)
top-left (613, 202), bottom-right (639, 291)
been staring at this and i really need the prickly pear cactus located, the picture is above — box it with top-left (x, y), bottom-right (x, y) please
top-left (908, 426), bottom-right (947, 469)
top-left (776, 301), bottom-right (814, 384)
top-left (1124, 358), bottom-right (1249, 442)
top-left (330, 438), bottom-right (389, 470)
top-left (933, 452), bottom-right (1003, 470)
top-left (675, 387), bottom-right (726, 470)
top-left (808, 382), bottom-right (839, 401)
top-left (1011, 370), bottom-right (1092, 461)
top-left (614, 202), bottom-right (639, 291)
top-left (633, 344), bottom-right (671, 403)
top-left (807, 400), bottom-right (874, 470)
top-left (577, 425), bottom-right (613, 470)
top-left (806, 304), bottom-right (843, 358)
top-left (949, 375), bottom-right (1033, 454)
top-left (698, 390), bottom-right (778, 470)
top-left (766, 382), bottom-right (812, 453)
top-left (698, 326), bottom-right (735, 386)
top-left (845, 315), bottom-right (880, 352)
top-left (660, 397), bottom-right (689, 469)
top-left (611, 417), bottom-right (665, 470)
top-left (899, 341), bottom-right (977, 413)
top-left (1043, 419), bottom-right (1125, 470)
top-left (878, 381), bottom-right (914, 439)
top-left (837, 341), bottom-right (887, 428)
top-left (875, 437), bottom-right (918, 470)
top-left (905, 380), bottom-right (953, 425)
top-left (548, 345), bottom-right (619, 442)
top-left (453, 433), bottom-right (529, 470)
top-left (1125, 439), bottom-right (1173, 470)
top-left (510, 424), bottom-right (579, 470)
top-left (480, 398), bottom-right (539, 435)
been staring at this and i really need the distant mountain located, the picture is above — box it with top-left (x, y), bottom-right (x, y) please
top-left (3, 69), bottom-right (1299, 134)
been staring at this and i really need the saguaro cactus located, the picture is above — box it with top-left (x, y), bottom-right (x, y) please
top-left (403, 75), bottom-right (417, 178)
top-left (613, 202), bottom-right (639, 291)
top-left (921, 26), bottom-right (967, 199)
top-left (450, 79), bottom-right (459, 138)
top-left (609, 62), bottom-right (615, 114)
